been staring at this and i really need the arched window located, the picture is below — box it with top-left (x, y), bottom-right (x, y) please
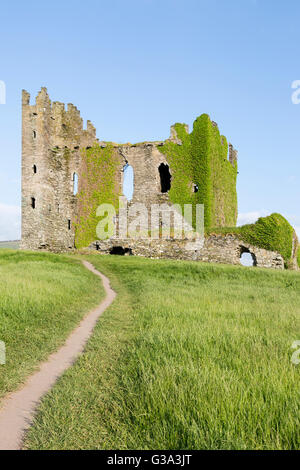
top-left (122, 164), bottom-right (134, 201)
top-left (31, 197), bottom-right (36, 209)
top-left (33, 164), bottom-right (37, 174)
top-left (159, 163), bottom-right (171, 193)
top-left (73, 172), bottom-right (78, 195)
top-left (33, 130), bottom-right (36, 139)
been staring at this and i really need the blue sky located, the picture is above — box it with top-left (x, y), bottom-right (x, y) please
top-left (0, 0), bottom-right (299, 240)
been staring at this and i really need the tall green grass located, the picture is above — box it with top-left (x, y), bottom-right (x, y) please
top-left (25, 256), bottom-right (300, 450)
top-left (0, 250), bottom-right (103, 401)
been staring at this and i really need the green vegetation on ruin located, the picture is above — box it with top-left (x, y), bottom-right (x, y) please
top-left (159, 114), bottom-right (238, 229)
top-left (74, 144), bottom-right (122, 249)
top-left (206, 213), bottom-right (295, 266)
top-left (0, 250), bottom-right (103, 402)
top-left (25, 254), bottom-right (300, 450)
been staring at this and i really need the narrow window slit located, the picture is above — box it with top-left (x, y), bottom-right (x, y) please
top-left (73, 172), bottom-right (78, 195)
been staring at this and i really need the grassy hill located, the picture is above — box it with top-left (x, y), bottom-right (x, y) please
top-left (0, 250), bottom-right (103, 401)
top-left (24, 254), bottom-right (300, 450)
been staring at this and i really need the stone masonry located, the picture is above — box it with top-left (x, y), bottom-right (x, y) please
top-left (21, 88), bottom-right (96, 251)
top-left (89, 235), bottom-right (285, 269)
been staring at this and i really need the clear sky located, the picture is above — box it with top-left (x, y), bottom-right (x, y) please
top-left (0, 0), bottom-right (299, 240)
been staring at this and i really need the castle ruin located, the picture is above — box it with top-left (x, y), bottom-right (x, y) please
top-left (21, 88), bottom-right (291, 269)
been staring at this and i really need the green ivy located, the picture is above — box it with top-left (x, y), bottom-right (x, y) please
top-left (158, 114), bottom-right (238, 229)
top-left (74, 144), bottom-right (121, 248)
top-left (159, 123), bottom-right (194, 221)
top-left (206, 213), bottom-right (295, 266)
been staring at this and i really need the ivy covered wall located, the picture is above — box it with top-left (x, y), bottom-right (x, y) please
top-left (75, 144), bottom-right (122, 248)
top-left (159, 114), bottom-right (238, 229)
top-left (207, 213), bottom-right (296, 267)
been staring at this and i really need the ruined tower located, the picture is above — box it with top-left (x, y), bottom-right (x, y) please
top-left (21, 88), bottom-right (96, 251)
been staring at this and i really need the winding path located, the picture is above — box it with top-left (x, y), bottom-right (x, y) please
top-left (0, 261), bottom-right (116, 450)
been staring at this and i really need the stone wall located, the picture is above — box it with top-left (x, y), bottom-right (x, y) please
top-left (89, 234), bottom-right (285, 269)
top-left (113, 142), bottom-right (196, 238)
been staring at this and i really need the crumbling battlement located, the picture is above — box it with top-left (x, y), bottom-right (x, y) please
top-left (22, 87), bottom-right (97, 148)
